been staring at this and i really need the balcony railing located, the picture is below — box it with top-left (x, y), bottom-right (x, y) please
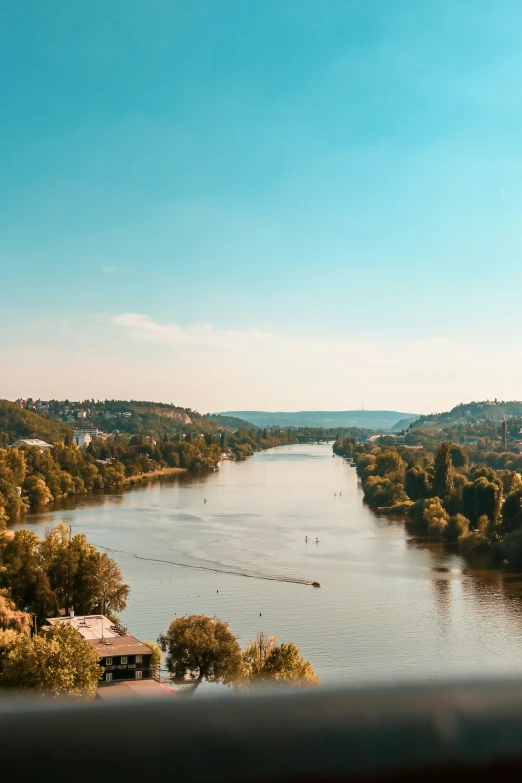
top-left (2, 678), bottom-right (522, 780)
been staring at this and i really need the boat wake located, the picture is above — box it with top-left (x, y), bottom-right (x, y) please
top-left (95, 543), bottom-right (316, 586)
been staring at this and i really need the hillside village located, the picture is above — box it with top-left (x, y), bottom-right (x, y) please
top-left (361, 400), bottom-right (522, 454)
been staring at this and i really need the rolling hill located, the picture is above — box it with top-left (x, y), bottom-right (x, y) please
top-left (217, 410), bottom-right (418, 431)
top-left (205, 413), bottom-right (257, 430)
top-left (412, 400), bottom-right (522, 429)
top-left (0, 400), bottom-right (74, 446)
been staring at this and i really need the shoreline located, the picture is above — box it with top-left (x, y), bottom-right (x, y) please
top-left (124, 466), bottom-right (187, 484)
top-left (7, 465), bottom-right (195, 522)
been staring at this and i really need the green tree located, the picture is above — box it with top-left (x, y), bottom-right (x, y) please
top-left (23, 475), bottom-right (53, 506)
top-left (449, 444), bottom-right (468, 469)
top-left (143, 640), bottom-right (161, 667)
top-left (502, 471), bottom-right (522, 497)
top-left (0, 622), bottom-right (101, 697)
top-left (432, 442), bottom-right (454, 499)
top-left (242, 632), bottom-right (319, 686)
top-left (363, 475), bottom-right (407, 507)
top-left (143, 640), bottom-right (162, 677)
top-left (0, 590), bottom-right (32, 635)
top-left (374, 450), bottom-right (405, 478)
top-left (405, 464), bottom-right (431, 500)
top-left (93, 553), bottom-right (130, 615)
top-left (34, 573), bottom-right (59, 626)
top-left (423, 497), bottom-right (449, 536)
top-left (0, 530), bottom-right (41, 608)
top-left (443, 514), bottom-right (470, 543)
top-left (0, 447), bottom-right (27, 516)
top-left (0, 629), bottom-right (21, 671)
top-left (158, 614), bottom-right (244, 690)
top-left (0, 500), bottom-right (7, 531)
top-left (462, 476), bottom-right (502, 529)
top-left (501, 488), bottom-right (522, 534)
top-left (257, 642), bottom-right (319, 684)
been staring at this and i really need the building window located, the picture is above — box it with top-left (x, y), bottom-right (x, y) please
top-left (120, 656), bottom-right (128, 665)
top-left (135, 670), bottom-right (143, 680)
top-left (106, 673), bottom-right (113, 683)
top-left (136, 655), bottom-right (142, 664)
top-left (105, 657), bottom-right (112, 665)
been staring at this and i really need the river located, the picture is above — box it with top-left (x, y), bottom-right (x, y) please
top-left (12, 443), bottom-right (522, 684)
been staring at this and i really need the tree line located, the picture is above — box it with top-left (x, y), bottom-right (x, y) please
top-left (227, 428), bottom-right (298, 460)
top-left (158, 615), bottom-right (319, 691)
top-left (0, 523), bottom-right (129, 626)
top-left (351, 441), bottom-right (522, 568)
top-left (0, 435), bottom-right (221, 520)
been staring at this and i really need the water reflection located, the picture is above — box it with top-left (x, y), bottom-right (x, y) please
top-left (10, 443), bottom-right (522, 684)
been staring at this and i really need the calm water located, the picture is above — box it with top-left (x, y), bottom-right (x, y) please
top-left (13, 443), bottom-right (522, 684)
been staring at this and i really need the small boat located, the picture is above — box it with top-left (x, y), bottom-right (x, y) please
top-left (312, 581), bottom-right (321, 588)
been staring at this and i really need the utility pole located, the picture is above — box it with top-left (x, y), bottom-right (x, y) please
top-left (66, 525), bottom-right (72, 614)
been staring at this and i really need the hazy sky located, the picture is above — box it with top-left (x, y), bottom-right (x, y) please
top-left (2, 1), bottom-right (522, 413)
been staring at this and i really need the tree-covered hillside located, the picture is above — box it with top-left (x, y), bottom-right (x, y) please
top-left (414, 400), bottom-right (522, 429)
top-left (0, 401), bottom-right (73, 446)
top-left (205, 413), bottom-right (257, 430)
top-left (91, 400), bottom-right (220, 438)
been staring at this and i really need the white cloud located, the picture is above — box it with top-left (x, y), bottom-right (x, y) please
top-left (3, 312), bottom-right (522, 414)
top-left (102, 265), bottom-right (116, 274)
top-left (107, 312), bottom-right (522, 413)
top-left (110, 313), bottom-right (271, 350)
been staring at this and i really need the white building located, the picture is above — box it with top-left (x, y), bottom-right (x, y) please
top-left (10, 438), bottom-right (52, 451)
top-left (46, 613), bottom-right (120, 640)
top-left (73, 431), bottom-right (92, 448)
top-left (75, 425), bottom-right (99, 436)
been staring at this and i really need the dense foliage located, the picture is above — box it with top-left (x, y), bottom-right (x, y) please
top-left (0, 622), bottom-right (101, 697)
top-left (0, 437), bottom-right (222, 520)
top-left (0, 523), bottom-right (129, 623)
top-left (0, 400), bottom-right (73, 447)
top-left (227, 428), bottom-right (298, 460)
top-left (333, 436), bottom-right (357, 458)
top-left (351, 440), bottom-right (522, 567)
top-left (242, 631), bottom-right (320, 686)
top-left (158, 615), bottom-right (319, 690)
top-left (0, 523), bottom-right (129, 696)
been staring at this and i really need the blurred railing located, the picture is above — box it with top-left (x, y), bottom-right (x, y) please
top-left (2, 678), bottom-right (522, 780)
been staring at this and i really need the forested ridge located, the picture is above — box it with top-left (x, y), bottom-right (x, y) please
top-left (0, 400), bottom-right (74, 446)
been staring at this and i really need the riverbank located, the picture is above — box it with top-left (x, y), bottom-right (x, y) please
top-left (125, 466), bottom-right (187, 485)
top-left (12, 443), bottom-right (522, 684)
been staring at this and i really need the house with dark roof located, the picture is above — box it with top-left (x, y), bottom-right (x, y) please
top-left (46, 614), bottom-right (154, 683)
top-left (90, 635), bottom-right (154, 683)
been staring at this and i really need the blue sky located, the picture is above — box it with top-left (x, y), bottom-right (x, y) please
top-left (2, 1), bottom-right (522, 412)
